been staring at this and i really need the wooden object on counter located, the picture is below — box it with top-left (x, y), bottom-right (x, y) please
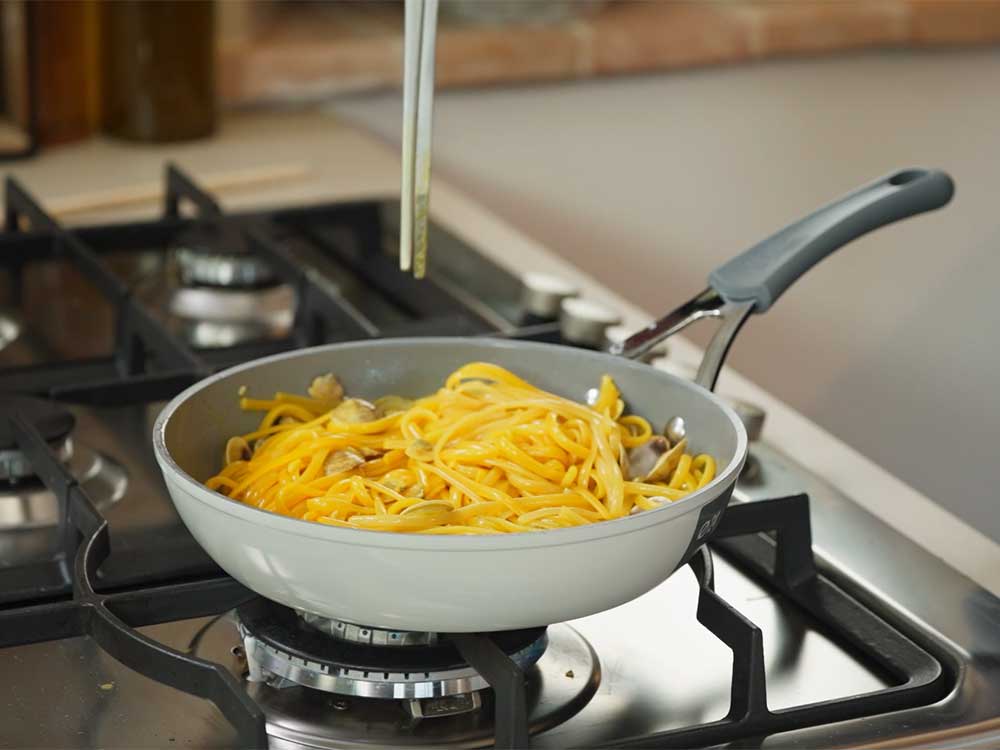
top-left (43, 163), bottom-right (310, 221)
top-left (218, 0), bottom-right (1000, 107)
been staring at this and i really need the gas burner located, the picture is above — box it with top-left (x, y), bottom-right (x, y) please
top-left (0, 396), bottom-right (75, 483)
top-left (0, 397), bottom-right (128, 530)
top-left (193, 601), bottom-right (600, 749)
top-left (169, 223), bottom-right (295, 347)
top-left (237, 598), bottom-right (550, 700)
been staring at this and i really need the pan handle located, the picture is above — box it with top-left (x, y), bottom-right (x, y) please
top-left (709, 168), bottom-right (954, 312)
top-left (614, 168), bottom-right (954, 391)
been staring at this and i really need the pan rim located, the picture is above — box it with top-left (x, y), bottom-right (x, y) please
top-left (153, 337), bottom-right (748, 551)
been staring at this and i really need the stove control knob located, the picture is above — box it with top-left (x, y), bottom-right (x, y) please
top-left (560, 298), bottom-right (621, 348)
top-left (521, 272), bottom-right (578, 320)
top-left (726, 398), bottom-right (766, 442)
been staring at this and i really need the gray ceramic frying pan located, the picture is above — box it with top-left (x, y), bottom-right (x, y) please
top-left (153, 168), bottom-right (953, 632)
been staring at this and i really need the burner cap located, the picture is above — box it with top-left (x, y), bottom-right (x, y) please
top-left (0, 396), bottom-right (75, 451)
top-left (298, 611), bottom-right (441, 647)
top-left (175, 222), bottom-right (277, 288)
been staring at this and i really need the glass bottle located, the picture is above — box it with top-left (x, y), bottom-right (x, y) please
top-left (102, 1), bottom-right (215, 142)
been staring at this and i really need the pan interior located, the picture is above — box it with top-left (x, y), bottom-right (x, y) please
top-left (162, 338), bottom-right (743, 508)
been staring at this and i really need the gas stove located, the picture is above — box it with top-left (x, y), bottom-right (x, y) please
top-left (0, 166), bottom-right (998, 749)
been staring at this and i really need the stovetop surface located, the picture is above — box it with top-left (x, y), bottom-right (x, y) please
top-left (0, 507), bottom-right (897, 749)
top-left (0, 197), bottom-right (523, 371)
top-left (0, 169), bottom-right (998, 749)
top-left (8, 437), bottom-right (995, 749)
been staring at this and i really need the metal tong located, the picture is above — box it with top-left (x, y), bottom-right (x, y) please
top-left (400, 0), bottom-right (440, 279)
top-left (610, 168), bottom-right (955, 391)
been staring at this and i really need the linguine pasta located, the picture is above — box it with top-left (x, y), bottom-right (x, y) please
top-left (206, 363), bottom-right (716, 534)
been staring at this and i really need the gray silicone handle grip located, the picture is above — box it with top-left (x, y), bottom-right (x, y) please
top-left (708, 168), bottom-right (955, 312)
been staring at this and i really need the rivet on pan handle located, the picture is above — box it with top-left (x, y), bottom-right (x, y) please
top-left (610, 168), bottom-right (955, 391)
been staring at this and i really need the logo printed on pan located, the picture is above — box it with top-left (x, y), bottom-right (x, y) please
top-left (697, 511), bottom-right (722, 540)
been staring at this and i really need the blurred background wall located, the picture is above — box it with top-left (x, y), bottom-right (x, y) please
top-left (333, 47), bottom-right (1000, 540)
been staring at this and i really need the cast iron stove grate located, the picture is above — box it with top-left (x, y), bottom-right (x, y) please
top-left (0, 410), bottom-right (950, 748)
top-left (0, 165), bottom-right (563, 404)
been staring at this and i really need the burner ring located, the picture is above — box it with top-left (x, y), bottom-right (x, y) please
top-left (237, 598), bottom-right (548, 699)
top-left (0, 436), bottom-right (72, 483)
top-left (194, 611), bottom-right (600, 749)
top-left (243, 629), bottom-right (549, 699)
top-left (0, 396), bottom-right (77, 482)
top-left (0, 439), bottom-right (128, 529)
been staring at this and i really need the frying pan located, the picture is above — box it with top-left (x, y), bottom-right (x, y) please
top-left (153, 168), bottom-right (953, 633)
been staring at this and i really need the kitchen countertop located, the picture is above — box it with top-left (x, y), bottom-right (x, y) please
top-left (4, 110), bottom-right (998, 596)
top-left (219, 0), bottom-right (1000, 105)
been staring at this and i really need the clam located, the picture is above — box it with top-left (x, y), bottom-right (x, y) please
top-left (323, 448), bottom-right (366, 476)
top-left (308, 373), bottom-right (344, 406)
top-left (224, 436), bottom-right (251, 464)
top-left (643, 438), bottom-right (687, 483)
top-left (626, 436), bottom-right (687, 483)
top-left (330, 398), bottom-right (378, 424)
top-left (626, 436), bottom-right (669, 480)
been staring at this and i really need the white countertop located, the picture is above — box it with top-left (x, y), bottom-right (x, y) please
top-left (7, 111), bottom-right (999, 595)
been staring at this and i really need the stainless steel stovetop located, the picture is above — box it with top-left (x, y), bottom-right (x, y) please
top-left (1, 168), bottom-right (998, 749)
